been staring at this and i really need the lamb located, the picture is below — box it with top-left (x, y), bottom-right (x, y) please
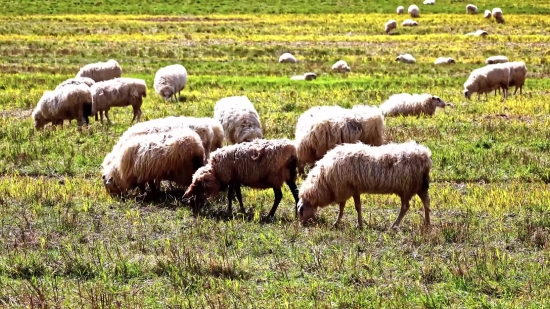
top-left (396, 54), bottom-right (416, 64)
top-left (290, 72), bottom-right (317, 81)
top-left (402, 19), bottom-right (418, 27)
top-left (379, 93), bottom-right (447, 117)
top-left (55, 77), bottom-right (95, 90)
top-left (463, 63), bottom-right (511, 100)
top-left (153, 64), bottom-right (188, 102)
top-left (213, 96), bottom-right (263, 145)
top-left (385, 20), bottom-right (397, 34)
top-left (31, 84), bottom-right (93, 130)
top-left (466, 4), bottom-right (478, 14)
top-left (279, 53), bottom-right (297, 63)
top-left (101, 128), bottom-right (205, 197)
top-left (485, 55), bottom-right (509, 64)
top-left (332, 60), bottom-right (351, 72)
top-left (492, 8), bottom-right (504, 23)
top-left (294, 105), bottom-right (385, 174)
top-left (90, 77), bottom-right (147, 124)
top-left (434, 57), bottom-right (456, 65)
top-left (484, 10), bottom-right (492, 19)
top-left (408, 5), bottom-right (420, 17)
top-left (397, 6), bottom-right (404, 14)
top-left (297, 141), bottom-right (432, 229)
top-left (423, 0), bottom-right (434, 5)
top-left (183, 138), bottom-right (300, 219)
top-left (75, 59), bottom-right (122, 83)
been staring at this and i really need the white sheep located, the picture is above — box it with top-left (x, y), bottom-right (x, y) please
top-left (153, 64), bottom-right (188, 102)
top-left (75, 59), bottom-right (122, 83)
top-left (492, 8), bottom-right (504, 23)
top-left (331, 60), bottom-right (351, 72)
top-left (55, 77), bottom-right (95, 90)
top-left (379, 93), bottom-right (447, 117)
top-left (213, 96), bottom-right (263, 145)
top-left (279, 53), bottom-right (297, 63)
top-left (423, 0), bottom-right (434, 5)
top-left (397, 6), bottom-right (404, 14)
top-left (463, 63), bottom-right (511, 100)
top-left (385, 20), bottom-right (397, 34)
top-left (290, 72), bottom-right (317, 81)
top-left (465, 30), bottom-right (488, 37)
top-left (484, 10), bottom-right (492, 19)
top-left (485, 55), bottom-right (509, 64)
top-left (297, 141), bottom-right (432, 229)
top-left (493, 61), bottom-right (528, 97)
top-left (408, 4), bottom-right (420, 17)
top-left (396, 54), bottom-right (416, 64)
top-left (434, 57), bottom-right (456, 65)
top-left (402, 19), bottom-right (418, 27)
top-left (466, 4), bottom-right (478, 14)
top-left (90, 77), bottom-right (147, 124)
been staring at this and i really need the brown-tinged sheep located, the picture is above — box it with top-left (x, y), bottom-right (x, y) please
top-left (76, 59), bottom-right (122, 82)
top-left (492, 8), bottom-right (504, 23)
top-left (91, 77), bottom-right (147, 124)
top-left (466, 4), bottom-right (478, 14)
top-left (463, 63), bottom-right (511, 100)
top-left (408, 4), bottom-right (420, 17)
top-left (385, 20), bottom-right (397, 34)
top-left (402, 19), bottom-right (418, 27)
top-left (55, 77), bottom-right (96, 90)
top-left (213, 96), bottom-right (263, 145)
top-left (484, 10), bottom-right (492, 19)
top-left (297, 141), bottom-right (432, 229)
top-left (183, 138), bottom-right (299, 219)
top-left (379, 93), bottom-right (447, 117)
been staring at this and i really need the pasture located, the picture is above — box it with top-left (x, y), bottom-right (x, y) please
top-left (1, 0), bottom-right (550, 307)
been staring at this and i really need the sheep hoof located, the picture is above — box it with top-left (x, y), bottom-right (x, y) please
top-left (260, 215), bottom-right (275, 223)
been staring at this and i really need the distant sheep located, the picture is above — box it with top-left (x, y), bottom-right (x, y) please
top-left (397, 6), bottom-right (404, 14)
top-left (434, 57), bottom-right (456, 65)
top-left (290, 72), bottom-right (317, 81)
top-left (466, 4), bottom-right (477, 14)
top-left (332, 60), bottom-right (351, 72)
top-left (153, 64), bottom-right (188, 102)
top-left (379, 93), bottom-right (447, 117)
top-left (465, 29), bottom-right (488, 37)
top-left (183, 138), bottom-right (300, 218)
top-left (402, 19), bottom-right (418, 27)
top-left (484, 10), bottom-right (492, 19)
top-left (423, 0), bottom-right (434, 5)
top-left (408, 5), bottom-right (420, 17)
top-left (297, 141), bottom-right (432, 229)
top-left (55, 77), bottom-right (95, 90)
top-left (385, 20), bottom-right (397, 34)
top-left (90, 77), bottom-right (147, 124)
top-left (279, 53), bottom-right (297, 63)
top-left (486, 55), bottom-right (509, 64)
top-left (492, 8), bottom-right (504, 23)
top-left (396, 54), bottom-right (416, 64)
top-left (75, 59), bottom-right (122, 83)
top-left (463, 63), bottom-right (511, 100)
top-left (213, 96), bottom-right (263, 144)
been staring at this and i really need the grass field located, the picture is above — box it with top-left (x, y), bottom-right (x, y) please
top-left (1, 0), bottom-right (550, 307)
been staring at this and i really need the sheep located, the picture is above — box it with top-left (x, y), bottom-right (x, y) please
top-left (213, 96), bottom-right (263, 145)
top-left (493, 61), bottom-right (528, 96)
top-left (423, 0), bottom-right (434, 5)
top-left (463, 63), bottom-right (511, 100)
top-left (279, 53), bottom-right (297, 63)
top-left (485, 55), bottom-right (509, 65)
top-left (408, 4), bottom-right (420, 17)
top-left (294, 105), bottom-right (385, 175)
top-left (484, 10), bottom-right (492, 19)
top-left (492, 8), bottom-right (504, 23)
top-left (396, 54), bottom-right (416, 64)
top-left (153, 64), bottom-right (188, 102)
top-left (434, 57), bottom-right (456, 65)
top-left (55, 77), bottom-right (95, 90)
top-left (90, 77), bottom-right (147, 124)
top-left (290, 72), bottom-right (317, 81)
top-left (75, 59), bottom-right (122, 83)
top-left (379, 93), bottom-right (447, 117)
top-left (101, 127), bottom-right (205, 197)
top-left (397, 6), bottom-right (404, 14)
top-left (385, 20), bottom-right (397, 34)
top-left (31, 84), bottom-right (93, 130)
top-left (465, 29), bottom-right (488, 37)
top-left (402, 19), bottom-right (418, 27)
top-left (466, 4), bottom-right (478, 14)
top-left (183, 138), bottom-right (300, 219)
top-left (297, 141), bottom-right (432, 229)
top-left (332, 60), bottom-right (351, 72)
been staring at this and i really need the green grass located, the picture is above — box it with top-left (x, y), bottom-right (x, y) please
top-left (1, 1), bottom-right (550, 308)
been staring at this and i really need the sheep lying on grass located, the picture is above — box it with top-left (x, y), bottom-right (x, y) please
top-left (279, 53), bottom-right (297, 63)
top-left (465, 30), bottom-right (488, 37)
top-left (55, 77), bottom-right (95, 90)
top-left (153, 64), bottom-right (188, 102)
top-left (91, 77), bottom-right (147, 124)
top-left (466, 4), bottom-right (478, 14)
top-left (379, 93), bottom-right (447, 117)
top-left (290, 72), bottom-right (317, 81)
top-left (297, 141), bottom-right (432, 229)
top-left (332, 60), bottom-right (351, 72)
top-left (402, 19), bottom-right (418, 27)
top-left (434, 57), bottom-right (456, 65)
top-left (396, 54), bottom-right (416, 64)
top-left (183, 138), bottom-right (300, 219)
top-left (486, 55), bottom-right (509, 65)
top-left (214, 96), bottom-right (263, 144)
top-left (463, 63), bottom-right (511, 100)
top-left (385, 20), bottom-right (397, 34)
top-left (76, 59), bottom-right (122, 82)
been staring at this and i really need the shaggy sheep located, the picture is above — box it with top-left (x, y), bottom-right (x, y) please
top-left (408, 5), bottom-right (420, 17)
top-left (32, 84), bottom-right (93, 130)
top-left (279, 53), bottom-right (297, 63)
top-left (466, 4), bottom-right (478, 14)
top-left (290, 72), bottom-right (317, 81)
top-left (434, 57), bottom-right (456, 65)
top-left (75, 59), bottom-right (122, 83)
top-left (465, 29), bottom-right (488, 37)
top-left (397, 6), bottom-right (404, 14)
top-left (332, 60), bottom-right (351, 72)
top-left (385, 20), bottom-right (397, 34)
top-left (90, 77), bottom-right (147, 124)
top-left (402, 19), bottom-right (418, 27)
top-left (423, 0), bottom-right (434, 5)
top-left (55, 77), bottom-right (95, 90)
top-left (463, 63), bottom-right (511, 100)
top-left (379, 93), bottom-right (447, 117)
top-left (213, 96), bottom-right (263, 145)
top-left (101, 128), bottom-right (205, 197)
top-left (297, 141), bottom-right (432, 229)
top-left (485, 55), bottom-right (509, 65)
top-left (492, 8), bottom-right (504, 23)
top-left (396, 54), bottom-right (416, 64)
top-left (484, 10), bottom-right (492, 19)
top-left (183, 138), bottom-right (300, 218)
top-left (153, 64), bottom-right (188, 102)
top-left (294, 105), bottom-right (385, 174)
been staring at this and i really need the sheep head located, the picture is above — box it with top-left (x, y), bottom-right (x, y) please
top-left (304, 73), bottom-right (317, 80)
top-left (102, 173), bottom-right (123, 196)
top-left (431, 96), bottom-right (446, 108)
top-left (463, 89), bottom-right (472, 100)
top-left (158, 85), bottom-right (174, 100)
top-left (183, 165), bottom-right (220, 206)
top-left (297, 198), bottom-right (318, 223)
top-left (236, 119), bottom-right (263, 143)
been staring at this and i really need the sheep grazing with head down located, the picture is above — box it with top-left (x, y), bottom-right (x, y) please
top-left (214, 96), bottom-right (263, 145)
top-left (76, 59), bottom-right (122, 83)
top-left (379, 93), bottom-right (447, 117)
top-left (466, 4), bottom-right (478, 14)
top-left (297, 141), bottom-right (432, 229)
top-left (402, 19), bottom-right (418, 27)
top-left (423, 0), bottom-right (434, 5)
top-left (183, 138), bottom-right (300, 219)
top-left (434, 57), bottom-right (456, 65)
top-left (396, 54), bottom-right (416, 64)
top-left (463, 63), bottom-right (511, 100)
top-left (90, 77), bottom-right (147, 124)
top-left (484, 10), bottom-right (492, 19)
top-left (385, 20), bottom-right (397, 34)
top-left (408, 4), bottom-right (420, 17)
top-left (332, 60), bottom-right (351, 72)
top-left (290, 72), bottom-right (317, 81)
top-left (153, 64), bottom-right (188, 102)
top-left (397, 6), bottom-right (404, 14)
top-left (492, 8), bottom-right (504, 23)
top-left (485, 55), bottom-right (509, 65)
top-left (492, 61), bottom-right (528, 97)
top-left (279, 53), bottom-right (297, 63)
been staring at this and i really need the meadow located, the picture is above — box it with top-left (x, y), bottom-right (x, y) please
top-left (0, 0), bottom-right (550, 307)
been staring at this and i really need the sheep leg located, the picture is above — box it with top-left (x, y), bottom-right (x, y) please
top-left (392, 197), bottom-right (411, 229)
top-left (333, 201), bottom-right (346, 227)
top-left (226, 184), bottom-right (234, 216)
top-left (285, 179), bottom-right (299, 218)
top-left (417, 189), bottom-right (431, 226)
top-left (235, 184), bottom-right (245, 213)
top-left (104, 110), bottom-right (112, 124)
top-left (148, 180), bottom-right (159, 195)
top-left (266, 187), bottom-right (283, 219)
top-left (353, 194), bottom-right (363, 229)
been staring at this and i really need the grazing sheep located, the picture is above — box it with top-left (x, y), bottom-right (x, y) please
top-left (332, 60), bottom-right (351, 72)
top-left (295, 105), bottom-right (385, 174)
top-left (32, 84), bottom-right (93, 130)
top-left (484, 10), bottom-right (492, 19)
top-left (290, 72), bottom-right (317, 81)
top-left (434, 57), bottom-right (456, 65)
top-left (385, 20), bottom-right (397, 34)
top-left (379, 93), bottom-right (447, 117)
top-left (75, 59), bottom-right (122, 83)
top-left (423, 0), bottom-right (434, 5)
top-left (102, 128), bottom-right (205, 197)
top-left (153, 64), bottom-right (188, 102)
top-left (492, 8), bottom-right (504, 23)
top-left (408, 4), bottom-right (420, 17)
top-left (183, 138), bottom-right (300, 218)
top-left (402, 19), bottom-right (418, 27)
top-left (465, 29), bottom-right (488, 37)
top-left (396, 54), bottom-right (416, 64)
top-left (463, 63), bottom-right (511, 100)
top-left (213, 96), bottom-right (263, 145)
top-left (486, 55), bottom-right (509, 65)
top-left (397, 6), bottom-right (404, 14)
top-left (466, 4), bottom-right (478, 14)
top-left (55, 77), bottom-right (95, 90)
top-left (279, 53), bottom-right (297, 63)
top-left (202, 117), bottom-right (225, 151)
top-left (494, 61), bottom-right (528, 96)
top-left (90, 77), bottom-right (147, 124)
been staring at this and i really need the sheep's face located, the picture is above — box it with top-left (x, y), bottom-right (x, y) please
top-left (158, 86), bottom-right (174, 100)
top-left (297, 199), bottom-right (318, 223)
top-left (102, 174), bottom-right (122, 195)
top-left (431, 96), bottom-right (446, 108)
top-left (463, 89), bottom-right (472, 99)
top-left (183, 166), bottom-right (220, 204)
top-left (237, 121), bottom-right (263, 143)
